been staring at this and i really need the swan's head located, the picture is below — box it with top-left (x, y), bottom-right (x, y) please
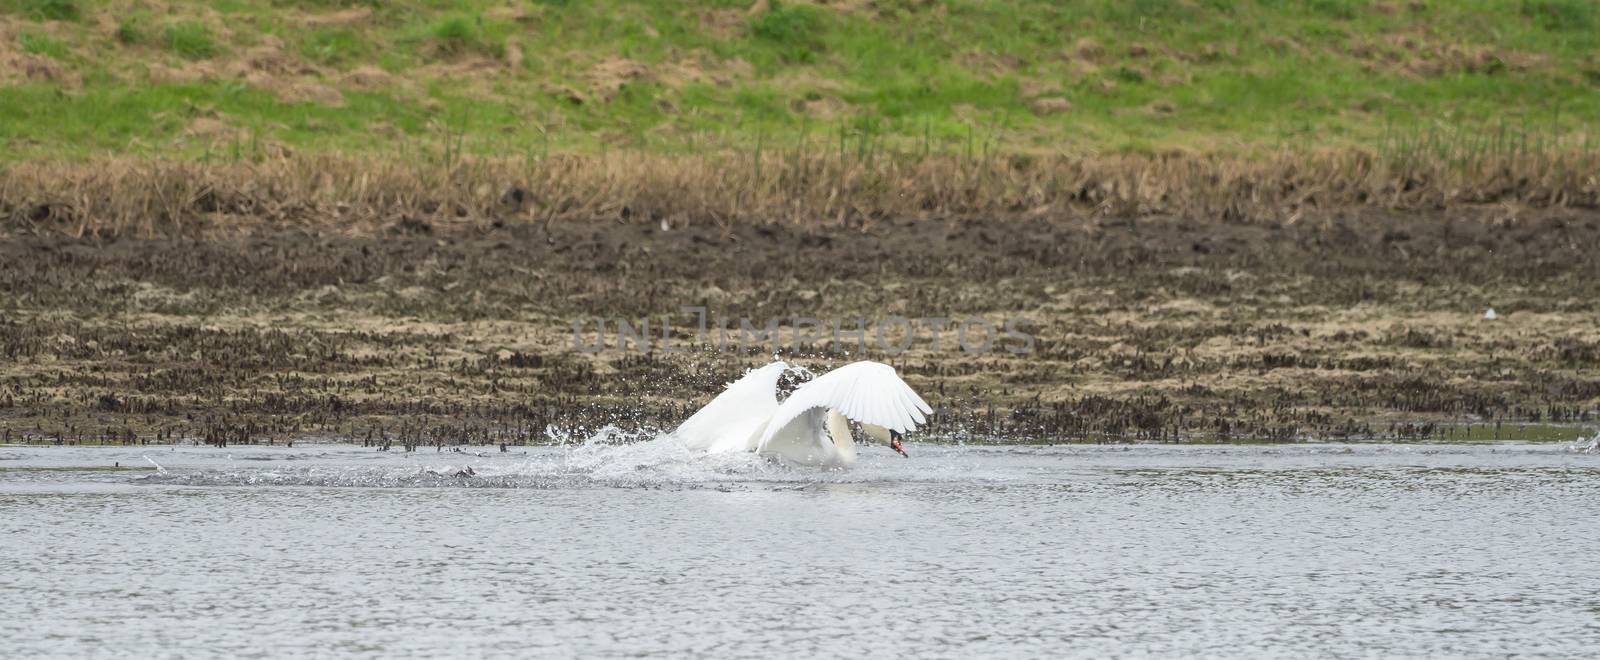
top-left (862, 423), bottom-right (910, 458)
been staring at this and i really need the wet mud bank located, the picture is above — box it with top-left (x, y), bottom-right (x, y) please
top-left (2, 207), bottom-right (1598, 444)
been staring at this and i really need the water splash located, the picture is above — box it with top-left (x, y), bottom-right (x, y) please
top-left (1571, 431), bottom-right (1600, 454)
top-left (134, 427), bottom-right (817, 490)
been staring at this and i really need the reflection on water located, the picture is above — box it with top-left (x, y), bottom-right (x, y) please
top-left (3, 440), bottom-right (1598, 657)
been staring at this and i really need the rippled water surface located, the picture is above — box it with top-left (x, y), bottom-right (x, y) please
top-left (4, 440), bottom-right (1599, 657)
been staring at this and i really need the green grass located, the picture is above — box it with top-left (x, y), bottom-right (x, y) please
top-left (749, 0), bottom-right (826, 63)
top-left (19, 30), bottom-right (68, 59)
top-left (3, 0), bottom-right (79, 22)
top-left (412, 12), bottom-right (508, 59)
top-left (114, 15), bottom-right (146, 45)
top-left (1, 0), bottom-right (1598, 161)
top-left (1521, 0), bottom-right (1599, 31)
top-left (300, 27), bottom-right (365, 65)
top-left (163, 21), bottom-right (216, 60)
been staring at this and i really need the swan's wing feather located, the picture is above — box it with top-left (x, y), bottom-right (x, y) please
top-left (758, 361), bottom-right (931, 450)
top-left (894, 384), bottom-right (929, 426)
top-left (674, 361), bottom-right (786, 453)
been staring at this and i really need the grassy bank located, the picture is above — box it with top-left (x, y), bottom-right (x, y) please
top-left (4, 1), bottom-right (1599, 444)
top-left (2, 0), bottom-right (1599, 160)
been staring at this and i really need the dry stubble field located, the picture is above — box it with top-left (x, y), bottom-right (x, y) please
top-left (3, 183), bottom-right (1598, 446)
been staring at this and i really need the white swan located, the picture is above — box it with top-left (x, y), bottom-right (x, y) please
top-left (673, 361), bottom-right (933, 467)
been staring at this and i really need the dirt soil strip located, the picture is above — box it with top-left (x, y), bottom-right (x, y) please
top-left (2, 208), bottom-right (1598, 446)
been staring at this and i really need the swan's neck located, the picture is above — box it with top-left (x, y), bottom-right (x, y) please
top-left (825, 409), bottom-right (857, 464)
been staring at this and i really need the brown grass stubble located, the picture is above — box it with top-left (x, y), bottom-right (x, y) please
top-left (3, 149), bottom-right (1598, 238)
top-left (1, 151), bottom-right (1598, 445)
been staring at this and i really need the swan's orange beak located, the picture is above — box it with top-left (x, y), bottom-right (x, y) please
top-left (890, 437), bottom-right (909, 458)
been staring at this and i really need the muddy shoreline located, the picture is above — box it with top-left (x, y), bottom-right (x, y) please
top-left (2, 207), bottom-right (1598, 445)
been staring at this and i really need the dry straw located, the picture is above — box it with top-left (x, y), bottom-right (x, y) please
top-left (3, 147), bottom-right (1597, 238)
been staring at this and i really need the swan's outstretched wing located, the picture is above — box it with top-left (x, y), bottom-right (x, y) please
top-left (758, 361), bottom-right (931, 451)
top-left (674, 361), bottom-right (787, 453)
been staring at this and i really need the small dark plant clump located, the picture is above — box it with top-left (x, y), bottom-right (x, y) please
top-left (14, 0), bottom-right (79, 22)
top-left (422, 13), bottom-right (504, 59)
top-left (115, 16), bottom-right (145, 45)
top-left (1521, 0), bottom-right (1598, 31)
top-left (750, 0), bottom-right (825, 63)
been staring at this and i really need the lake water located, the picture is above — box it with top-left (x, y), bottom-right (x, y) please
top-left (4, 439), bottom-right (1599, 657)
